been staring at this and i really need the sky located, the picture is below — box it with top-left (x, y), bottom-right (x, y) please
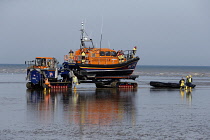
top-left (0, 0), bottom-right (210, 66)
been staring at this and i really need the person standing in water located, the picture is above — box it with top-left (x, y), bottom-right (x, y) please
top-left (185, 76), bottom-right (189, 89)
top-left (188, 75), bottom-right (193, 89)
top-left (179, 77), bottom-right (185, 89)
top-left (186, 75), bottom-right (193, 89)
top-left (72, 75), bottom-right (79, 89)
top-left (188, 75), bottom-right (193, 83)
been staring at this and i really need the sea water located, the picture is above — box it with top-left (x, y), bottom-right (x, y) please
top-left (0, 64), bottom-right (210, 139)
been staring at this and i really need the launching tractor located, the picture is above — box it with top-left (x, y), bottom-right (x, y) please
top-left (25, 57), bottom-right (72, 89)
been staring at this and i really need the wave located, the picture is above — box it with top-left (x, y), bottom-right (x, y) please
top-left (0, 64), bottom-right (26, 74)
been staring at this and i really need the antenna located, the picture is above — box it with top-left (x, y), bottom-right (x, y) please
top-left (100, 17), bottom-right (104, 50)
top-left (80, 22), bottom-right (84, 49)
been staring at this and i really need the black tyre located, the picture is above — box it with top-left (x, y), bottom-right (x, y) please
top-left (26, 82), bottom-right (32, 89)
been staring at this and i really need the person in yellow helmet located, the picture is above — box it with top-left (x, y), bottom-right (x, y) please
top-left (133, 46), bottom-right (137, 55)
top-left (69, 49), bottom-right (74, 62)
top-left (185, 76), bottom-right (189, 89)
top-left (120, 50), bottom-right (125, 62)
top-left (188, 75), bottom-right (193, 83)
top-left (179, 77), bottom-right (185, 89)
top-left (117, 50), bottom-right (122, 63)
top-left (186, 75), bottom-right (193, 90)
top-left (81, 50), bottom-right (86, 64)
top-left (188, 75), bottom-right (193, 89)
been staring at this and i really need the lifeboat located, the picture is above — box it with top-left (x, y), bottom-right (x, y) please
top-left (63, 22), bottom-right (140, 80)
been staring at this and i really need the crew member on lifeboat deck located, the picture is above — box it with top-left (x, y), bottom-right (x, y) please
top-left (117, 50), bottom-right (124, 63)
top-left (117, 50), bottom-right (121, 63)
top-left (133, 46), bottom-right (137, 55)
top-left (69, 49), bottom-right (74, 62)
top-left (81, 49), bottom-right (86, 64)
top-left (121, 50), bottom-right (125, 63)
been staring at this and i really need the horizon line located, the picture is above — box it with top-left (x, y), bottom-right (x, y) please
top-left (0, 63), bottom-right (209, 67)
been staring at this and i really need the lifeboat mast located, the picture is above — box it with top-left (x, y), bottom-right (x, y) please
top-left (80, 22), bottom-right (94, 49)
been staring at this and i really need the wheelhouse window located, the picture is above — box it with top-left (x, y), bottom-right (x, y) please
top-left (100, 51), bottom-right (105, 56)
top-left (111, 51), bottom-right (117, 56)
top-left (105, 51), bottom-right (110, 56)
top-left (35, 58), bottom-right (42, 66)
top-left (47, 59), bottom-right (51, 67)
top-left (35, 58), bottom-right (46, 66)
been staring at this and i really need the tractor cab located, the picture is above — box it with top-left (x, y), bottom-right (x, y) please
top-left (34, 57), bottom-right (58, 69)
